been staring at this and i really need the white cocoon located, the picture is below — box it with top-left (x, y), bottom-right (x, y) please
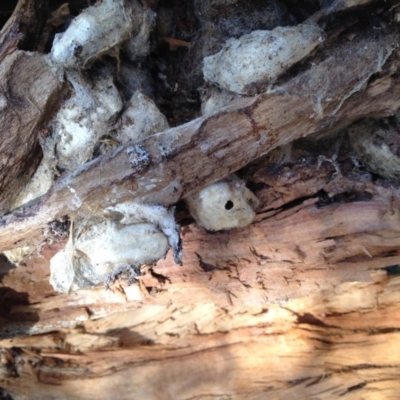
top-left (51, 0), bottom-right (135, 68)
top-left (48, 73), bottom-right (123, 170)
top-left (50, 220), bottom-right (169, 293)
top-left (185, 176), bottom-right (259, 231)
top-left (115, 91), bottom-right (170, 144)
top-left (12, 159), bottom-right (54, 210)
top-left (203, 23), bottom-right (323, 94)
top-left (79, 222), bottom-right (168, 267)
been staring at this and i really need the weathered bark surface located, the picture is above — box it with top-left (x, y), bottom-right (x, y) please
top-left (0, 0), bottom-right (62, 214)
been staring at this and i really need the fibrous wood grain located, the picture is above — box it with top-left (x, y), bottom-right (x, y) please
top-left (1, 272), bottom-right (399, 400)
top-left (0, 0), bottom-right (62, 214)
top-left (0, 155), bottom-right (399, 335)
top-left (1, 2), bottom-right (400, 399)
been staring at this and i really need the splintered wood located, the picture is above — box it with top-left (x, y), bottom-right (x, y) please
top-left (1, 171), bottom-right (400, 332)
top-left (2, 0), bottom-right (400, 399)
top-left (1, 273), bottom-right (400, 399)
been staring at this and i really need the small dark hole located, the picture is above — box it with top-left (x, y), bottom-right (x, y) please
top-left (225, 200), bottom-right (234, 210)
top-left (384, 265), bottom-right (400, 276)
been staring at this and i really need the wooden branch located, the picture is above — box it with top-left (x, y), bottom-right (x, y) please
top-left (0, 0), bottom-right (48, 57)
top-left (0, 0), bottom-right (62, 214)
top-left (0, 165), bottom-right (399, 337)
top-left (1, 27), bottom-right (400, 251)
top-left (1, 272), bottom-right (399, 399)
top-left (146, 183), bottom-right (400, 304)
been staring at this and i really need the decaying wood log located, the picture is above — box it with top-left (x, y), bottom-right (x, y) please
top-left (0, 26), bottom-right (399, 252)
top-left (0, 0), bottom-right (62, 214)
top-left (1, 272), bottom-right (400, 399)
top-left (1, 156), bottom-right (399, 338)
top-left (2, 1), bottom-right (400, 399)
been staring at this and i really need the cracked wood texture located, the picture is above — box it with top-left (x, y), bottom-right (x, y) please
top-left (1, 271), bottom-right (400, 399)
top-left (2, 153), bottom-right (400, 398)
top-left (0, 0), bottom-right (62, 215)
top-left (2, 0), bottom-right (400, 399)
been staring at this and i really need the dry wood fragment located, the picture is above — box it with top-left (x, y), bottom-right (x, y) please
top-left (0, 165), bottom-right (399, 338)
top-left (0, 0), bottom-right (62, 214)
top-left (0, 52), bottom-right (61, 213)
top-left (1, 272), bottom-right (399, 399)
top-left (0, 27), bottom-right (399, 252)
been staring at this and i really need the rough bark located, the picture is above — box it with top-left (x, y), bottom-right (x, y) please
top-left (0, 0), bottom-right (62, 214)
